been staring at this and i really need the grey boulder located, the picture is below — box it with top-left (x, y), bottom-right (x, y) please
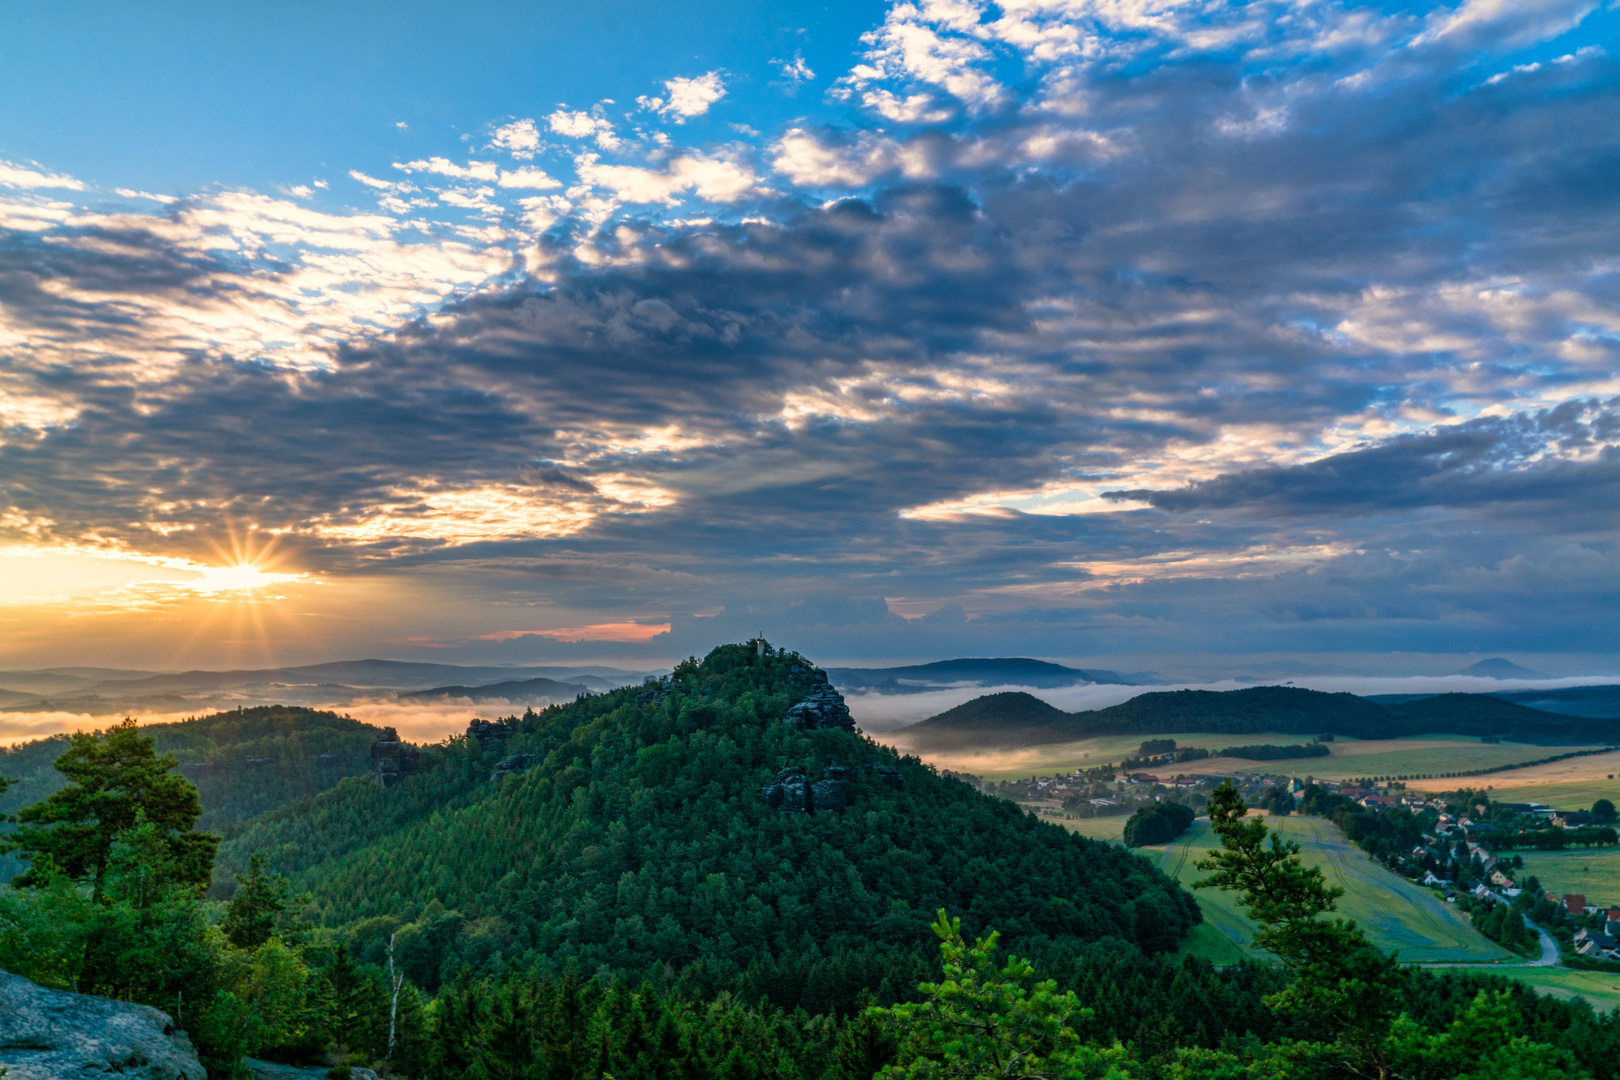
top-left (0, 969), bottom-right (204, 1080)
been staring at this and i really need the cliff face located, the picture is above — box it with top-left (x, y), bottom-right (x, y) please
top-left (369, 726), bottom-right (419, 787)
top-left (0, 969), bottom-right (205, 1080)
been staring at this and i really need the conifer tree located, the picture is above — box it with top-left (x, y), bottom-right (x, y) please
top-left (4, 718), bottom-right (218, 895)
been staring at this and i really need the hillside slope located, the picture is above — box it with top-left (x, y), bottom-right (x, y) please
top-left (219, 642), bottom-right (1199, 1003)
top-left (0, 706), bottom-right (383, 881)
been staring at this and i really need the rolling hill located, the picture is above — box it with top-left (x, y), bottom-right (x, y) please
top-left (895, 685), bottom-right (1620, 750)
top-left (398, 676), bottom-right (588, 703)
top-left (1493, 683), bottom-right (1620, 718)
top-left (214, 642), bottom-right (1200, 1000)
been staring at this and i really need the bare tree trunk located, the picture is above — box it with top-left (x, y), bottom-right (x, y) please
top-left (387, 930), bottom-right (404, 1060)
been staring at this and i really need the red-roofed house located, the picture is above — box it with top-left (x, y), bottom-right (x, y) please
top-left (1565, 893), bottom-right (1588, 916)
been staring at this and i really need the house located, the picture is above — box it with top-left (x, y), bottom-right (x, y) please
top-left (1421, 871), bottom-right (1448, 888)
top-left (1473, 884), bottom-right (1503, 904)
top-left (1576, 931), bottom-right (1619, 959)
top-left (1490, 869), bottom-right (1515, 888)
top-left (1564, 893), bottom-right (1588, 916)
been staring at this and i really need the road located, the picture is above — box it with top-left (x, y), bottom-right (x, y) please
top-left (1415, 914), bottom-right (1558, 969)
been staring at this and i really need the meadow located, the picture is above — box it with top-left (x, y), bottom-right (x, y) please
top-left (1516, 848), bottom-right (1620, 906)
top-left (908, 731), bottom-right (1594, 783)
top-left (1129, 815), bottom-right (1510, 964)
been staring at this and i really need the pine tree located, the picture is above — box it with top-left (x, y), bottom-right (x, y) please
top-left (4, 719), bottom-right (218, 895)
top-left (220, 853), bottom-right (289, 949)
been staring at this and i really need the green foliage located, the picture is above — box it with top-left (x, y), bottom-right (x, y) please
top-left (221, 852), bottom-right (291, 949)
top-left (3, 718), bottom-right (218, 894)
top-left (1469, 901), bottom-right (1540, 957)
top-left (1594, 799), bottom-right (1617, 824)
top-left (868, 910), bottom-right (1134, 1080)
top-left (1390, 990), bottom-right (1589, 1080)
top-left (1122, 804), bottom-right (1195, 847)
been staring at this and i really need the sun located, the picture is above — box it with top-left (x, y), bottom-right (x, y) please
top-left (183, 561), bottom-right (304, 595)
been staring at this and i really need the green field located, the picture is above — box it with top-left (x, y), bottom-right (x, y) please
top-left (1491, 967), bottom-right (1620, 1012)
top-left (1517, 848), bottom-right (1620, 907)
top-left (1447, 776), bottom-right (1620, 810)
top-left (918, 732), bottom-right (1584, 784)
top-left (1053, 814), bottom-right (1128, 843)
top-left (1150, 815), bottom-right (1511, 964)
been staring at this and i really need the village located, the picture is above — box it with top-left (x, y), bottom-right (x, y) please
top-left (949, 753), bottom-right (1620, 969)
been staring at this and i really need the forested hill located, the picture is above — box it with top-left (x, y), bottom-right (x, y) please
top-left (218, 642), bottom-right (1199, 1005)
top-left (898, 685), bottom-right (1620, 750)
top-left (0, 705), bottom-right (382, 878)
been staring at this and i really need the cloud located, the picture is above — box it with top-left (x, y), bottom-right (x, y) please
top-left (0, 160), bottom-right (87, 191)
top-left (773, 52), bottom-right (816, 83)
top-left (546, 108), bottom-right (621, 150)
top-left (4, 0), bottom-right (1620, 669)
top-left (497, 167), bottom-right (562, 189)
top-left (637, 71), bottom-right (727, 122)
top-left (392, 158), bottom-right (500, 181)
top-left (574, 153), bottom-right (768, 205)
top-left (490, 118), bottom-right (542, 159)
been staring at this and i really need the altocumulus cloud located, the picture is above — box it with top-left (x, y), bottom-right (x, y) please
top-left (0, 0), bottom-right (1618, 664)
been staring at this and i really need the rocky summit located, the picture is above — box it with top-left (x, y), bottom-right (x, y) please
top-left (0, 969), bottom-right (205, 1080)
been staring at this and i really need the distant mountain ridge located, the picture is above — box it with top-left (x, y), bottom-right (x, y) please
top-left (826, 657), bottom-right (1159, 694)
top-left (1454, 658), bottom-right (1549, 679)
top-left (896, 684), bottom-right (1620, 750)
top-left (0, 659), bottom-right (652, 715)
top-left (399, 677), bottom-right (590, 703)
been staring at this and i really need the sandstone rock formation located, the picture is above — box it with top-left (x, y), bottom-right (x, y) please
top-left (370, 727), bottom-right (419, 788)
top-left (492, 753), bottom-right (541, 783)
top-left (761, 768), bottom-right (815, 813)
top-left (782, 681), bottom-right (855, 731)
top-left (467, 718), bottom-right (511, 749)
top-left (0, 969), bottom-right (204, 1080)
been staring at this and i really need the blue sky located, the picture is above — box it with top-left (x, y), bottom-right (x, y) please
top-left (0, 1), bottom-right (881, 198)
top-left (0, 0), bottom-right (1617, 673)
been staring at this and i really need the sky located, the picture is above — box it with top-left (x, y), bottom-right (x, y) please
top-left (0, 0), bottom-right (1617, 675)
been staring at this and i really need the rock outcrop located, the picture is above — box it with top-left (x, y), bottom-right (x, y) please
top-left (761, 769), bottom-right (815, 813)
top-left (760, 761), bottom-right (903, 813)
top-left (492, 753), bottom-right (540, 783)
top-left (370, 727), bottom-right (419, 788)
top-left (637, 677), bottom-right (673, 704)
top-left (467, 718), bottom-right (511, 749)
top-left (782, 681), bottom-right (855, 732)
top-left (0, 969), bottom-right (205, 1080)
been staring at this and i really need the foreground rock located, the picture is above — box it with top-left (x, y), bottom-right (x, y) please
top-left (0, 969), bottom-right (204, 1080)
